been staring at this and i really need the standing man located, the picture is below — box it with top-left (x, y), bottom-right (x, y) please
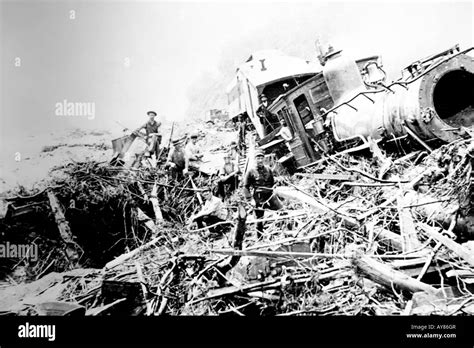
top-left (216, 153), bottom-right (240, 200)
top-left (188, 187), bottom-right (228, 234)
top-left (165, 138), bottom-right (186, 179)
top-left (276, 119), bottom-right (293, 151)
top-left (243, 150), bottom-right (283, 236)
top-left (257, 95), bottom-right (279, 136)
top-left (184, 132), bottom-right (203, 174)
top-left (134, 111), bottom-right (162, 159)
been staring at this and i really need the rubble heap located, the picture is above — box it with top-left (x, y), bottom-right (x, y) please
top-left (1, 137), bottom-right (474, 316)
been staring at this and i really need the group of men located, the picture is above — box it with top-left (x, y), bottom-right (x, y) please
top-left (134, 110), bottom-right (283, 238)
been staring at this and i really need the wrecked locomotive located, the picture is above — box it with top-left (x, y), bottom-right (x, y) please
top-left (227, 45), bottom-right (474, 169)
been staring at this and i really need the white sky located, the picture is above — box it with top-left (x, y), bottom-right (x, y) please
top-left (0, 0), bottom-right (473, 154)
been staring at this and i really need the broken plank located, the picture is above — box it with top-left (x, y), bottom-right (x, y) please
top-left (216, 204), bottom-right (247, 275)
top-left (352, 253), bottom-right (437, 295)
top-left (418, 223), bottom-right (474, 267)
top-left (274, 185), bottom-right (359, 227)
top-left (374, 227), bottom-right (403, 251)
top-left (150, 182), bottom-right (163, 223)
top-left (46, 190), bottom-right (80, 262)
top-left (295, 173), bottom-right (355, 181)
top-left (105, 236), bottom-right (163, 270)
top-left (273, 186), bottom-right (329, 214)
top-left (397, 195), bottom-right (423, 253)
top-left (136, 208), bottom-right (156, 233)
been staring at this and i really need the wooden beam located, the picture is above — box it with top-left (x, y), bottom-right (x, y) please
top-left (150, 182), bottom-right (163, 223)
top-left (105, 235), bottom-right (163, 270)
top-left (418, 223), bottom-right (474, 267)
top-left (216, 204), bottom-right (247, 275)
top-left (397, 195), bottom-right (423, 253)
top-left (46, 190), bottom-right (80, 262)
top-left (352, 253), bottom-right (437, 295)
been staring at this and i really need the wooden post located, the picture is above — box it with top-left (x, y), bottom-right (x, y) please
top-left (216, 204), bottom-right (247, 275)
top-left (397, 195), bottom-right (423, 253)
top-left (150, 181), bottom-right (163, 223)
top-left (46, 190), bottom-right (80, 262)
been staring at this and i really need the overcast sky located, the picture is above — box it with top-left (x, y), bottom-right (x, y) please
top-left (0, 0), bottom-right (473, 154)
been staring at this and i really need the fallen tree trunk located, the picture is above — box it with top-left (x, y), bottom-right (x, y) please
top-left (352, 252), bottom-right (437, 295)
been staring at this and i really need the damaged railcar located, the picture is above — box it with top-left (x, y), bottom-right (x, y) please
top-left (230, 45), bottom-right (474, 170)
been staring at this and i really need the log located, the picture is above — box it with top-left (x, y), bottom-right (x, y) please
top-left (150, 182), bottom-right (163, 223)
top-left (418, 223), bottom-right (474, 267)
top-left (216, 204), bottom-right (247, 275)
top-left (46, 190), bottom-right (80, 262)
top-left (397, 195), bottom-right (423, 253)
top-left (105, 236), bottom-right (162, 270)
top-left (374, 227), bottom-right (403, 251)
top-left (352, 252), bottom-right (437, 295)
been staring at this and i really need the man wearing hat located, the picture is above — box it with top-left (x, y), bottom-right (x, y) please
top-left (188, 186), bottom-right (228, 234)
top-left (184, 132), bottom-right (203, 174)
top-left (165, 137), bottom-right (186, 179)
top-left (256, 94), bottom-right (279, 136)
top-left (216, 152), bottom-right (240, 200)
top-left (134, 111), bottom-right (162, 158)
top-left (243, 149), bottom-right (283, 235)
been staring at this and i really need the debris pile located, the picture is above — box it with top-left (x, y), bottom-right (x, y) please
top-left (1, 135), bottom-right (474, 316)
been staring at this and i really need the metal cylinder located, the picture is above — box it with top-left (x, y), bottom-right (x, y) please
top-left (327, 51), bottom-right (474, 143)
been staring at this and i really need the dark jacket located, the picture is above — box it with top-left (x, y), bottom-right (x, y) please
top-left (243, 165), bottom-right (275, 200)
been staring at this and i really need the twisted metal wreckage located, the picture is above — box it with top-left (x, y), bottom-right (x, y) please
top-left (0, 44), bottom-right (474, 316)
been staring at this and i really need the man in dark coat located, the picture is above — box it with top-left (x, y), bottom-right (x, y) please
top-left (243, 149), bottom-right (283, 235)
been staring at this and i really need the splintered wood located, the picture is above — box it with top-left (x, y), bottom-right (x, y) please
top-left (2, 135), bottom-right (473, 317)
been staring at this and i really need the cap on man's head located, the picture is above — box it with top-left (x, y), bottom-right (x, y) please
top-left (255, 149), bottom-right (265, 158)
top-left (172, 138), bottom-right (182, 145)
top-left (190, 132), bottom-right (198, 139)
top-left (230, 141), bottom-right (237, 147)
top-left (147, 111), bottom-right (157, 117)
top-left (201, 186), bottom-right (212, 193)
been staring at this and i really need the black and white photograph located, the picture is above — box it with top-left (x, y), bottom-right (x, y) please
top-left (0, 0), bottom-right (473, 344)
